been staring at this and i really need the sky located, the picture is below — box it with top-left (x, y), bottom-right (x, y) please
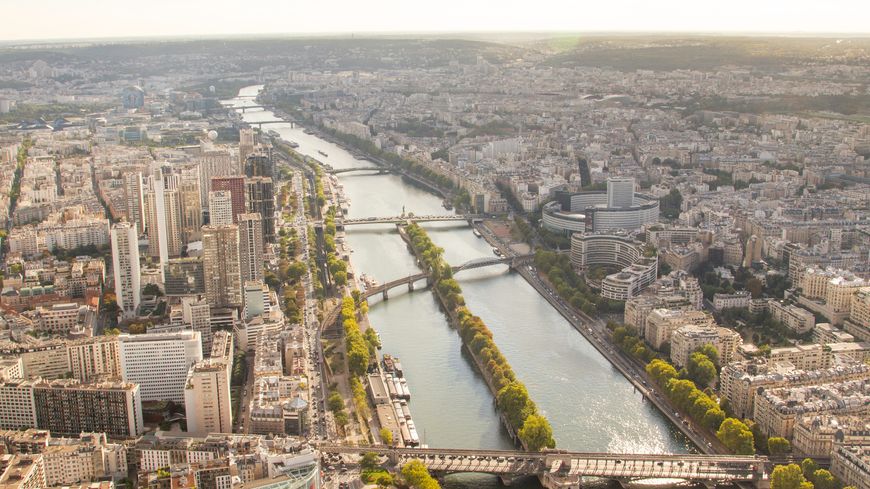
top-left (1, 0), bottom-right (869, 42)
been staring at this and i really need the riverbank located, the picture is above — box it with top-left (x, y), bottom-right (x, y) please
top-left (399, 223), bottom-right (555, 452)
top-left (476, 223), bottom-right (715, 455)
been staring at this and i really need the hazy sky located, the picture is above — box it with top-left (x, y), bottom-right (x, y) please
top-left (2, 0), bottom-right (868, 41)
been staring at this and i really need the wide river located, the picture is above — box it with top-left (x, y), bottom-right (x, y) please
top-left (227, 86), bottom-right (693, 488)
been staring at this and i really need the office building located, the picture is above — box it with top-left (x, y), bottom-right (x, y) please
top-left (184, 358), bottom-right (233, 436)
top-left (210, 177), bottom-right (246, 223)
top-left (32, 379), bottom-right (144, 438)
top-left (607, 177), bottom-right (635, 209)
top-left (123, 172), bottom-right (146, 234)
top-left (238, 213), bottom-right (264, 284)
top-left (244, 153), bottom-right (273, 179)
top-left (66, 336), bottom-right (121, 382)
top-left (238, 128), bottom-right (255, 169)
top-left (164, 258), bottom-right (205, 296)
top-left (202, 225), bottom-right (243, 309)
top-left (110, 222), bottom-right (141, 318)
top-left (179, 166), bottom-right (203, 243)
top-left (208, 190), bottom-right (234, 226)
top-left (143, 172), bottom-right (184, 264)
top-left (245, 177), bottom-right (275, 244)
top-left (118, 331), bottom-right (203, 402)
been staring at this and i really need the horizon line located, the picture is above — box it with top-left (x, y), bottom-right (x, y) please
top-left (2, 29), bottom-right (870, 46)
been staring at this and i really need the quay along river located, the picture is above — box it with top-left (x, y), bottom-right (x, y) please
top-left (226, 86), bottom-right (695, 488)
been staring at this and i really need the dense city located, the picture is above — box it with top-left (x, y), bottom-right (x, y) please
top-left (0, 33), bottom-right (868, 489)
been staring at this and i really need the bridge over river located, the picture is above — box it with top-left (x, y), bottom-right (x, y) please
top-left (362, 254), bottom-right (536, 300)
top-left (339, 214), bottom-right (483, 227)
top-left (318, 445), bottom-right (768, 489)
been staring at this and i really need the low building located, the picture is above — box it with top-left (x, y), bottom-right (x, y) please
top-left (719, 361), bottom-right (870, 420)
top-left (753, 379), bottom-right (870, 440)
top-left (670, 325), bottom-right (741, 368)
top-left (713, 291), bottom-right (752, 311)
top-left (768, 300), bottom-right (816, 334)
top-left (792, 415), bottom-right (870, 458)
top-left (830, 444), bottom-right (870, 489)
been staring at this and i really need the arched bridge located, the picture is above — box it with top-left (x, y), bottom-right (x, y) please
top-left (341, 214), bottom-right (483, 227)
top-left (328, 167), bottom-right (396, 175)
top-left (318, 445), bottom-right (768, 488)
top-left (362, 254), bottom-right (534, 300)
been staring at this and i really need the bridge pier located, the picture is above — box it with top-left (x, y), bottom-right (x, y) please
top-left (382, 289), bottom-right (389, 301)
top-left (408, 281), bottom-right (415, 292)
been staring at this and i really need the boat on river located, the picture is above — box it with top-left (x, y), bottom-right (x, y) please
top-left (318, 150), bottom-right (328, 157)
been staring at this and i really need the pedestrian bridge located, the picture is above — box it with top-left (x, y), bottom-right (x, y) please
top-left (340, 214), bottom-right (483, 226)
top-left (318, 445), bottom-right (767, 488)
top-left (361, 254), bottom-right (535, 300)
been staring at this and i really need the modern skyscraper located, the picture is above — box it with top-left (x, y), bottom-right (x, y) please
top-left (244, 152), bottom-right (274, 179)
top-left (210, 176), bottom-right (246, 223)
top-left (607, 177), bottom-right (635, 209)
top-left (179, 165), bottom-right (203, 243)
top-left (110, 222), bottom-right (141, 318)
top-left (118, 331), bottom-right (203, 403)
top-left (239, 127), bottom-right (255, 169)
top-left (164, 257), bottom-right (205, 296)
top-left (198, 150), bottom-right (239, 209)
top-left (208, 190), bottom-right (234, 226)
top-left (143, 172), bottom-right (184, 264)
top-left (243, 281), bottom-right (268, 321)
top-left (182, 297), bottom-right (212, 354)
top-left (238, 213), bottom-right (264, 284)
top-left (202, 224), bottom-right (243, 309)
top-left (123, 172), bottom-right (146, 234)
top-left (245, 177), bottom-right (275, 244)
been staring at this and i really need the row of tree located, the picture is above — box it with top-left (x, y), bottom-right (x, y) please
top-left (405, 223), bottom-right (556, 451)
top-left (770, 460), bottom-right (855, 489)
top-left (534, 251), bottom-right (625, 315)
top-left (646, 357), bottom-right (754, 454)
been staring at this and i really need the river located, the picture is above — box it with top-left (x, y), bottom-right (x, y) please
top-left (226, 85), bottom-right (694, 487)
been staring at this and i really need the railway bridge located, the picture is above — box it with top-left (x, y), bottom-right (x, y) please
top-left (318, 445), bottom-right (768, 489)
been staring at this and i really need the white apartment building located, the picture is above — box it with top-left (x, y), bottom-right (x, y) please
top-left (118, 331), bottom-right (203, 402)
top-left (110, 221), bottom-right (141, 318)
top-left (66, 336), bottom-right (122, 382)
top-left (184, 358), bottom-right (233, 435)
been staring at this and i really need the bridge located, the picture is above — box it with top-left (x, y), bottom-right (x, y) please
top-left (223, 104), bottom-right (269, 113)
top-left (328, 167), bottom-right (396, 175)
top-left (318, 445), bottom-right (768, 488)
top-left (340, 214), bottom-right (483, 227)
top-left (362, 254), bottom-right (534, 300)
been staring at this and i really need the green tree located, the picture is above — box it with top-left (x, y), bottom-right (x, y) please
top-left (687, 352), bottom-right (717, 388)
top-left (767, 437), bottom-right (792, 455)
top-left (143, 283), bottom-right (163, 297)
top-left (401, 460), bottom-right (440, 489)
top-left (696, 344), bottom-right (720, 369)
top-left (800, 459), bottom-right (819, 480)
top-left (327, 392), bottom-right (344, 412)
top-left (373, 473), bottom-right (394, 488)
top-left (360, 452), bottom-right (379, 472)
top-left (717, 418), bottom-right (755, 455)
top-left (518, 414), bottom-right (556, 451)
top-left (497, 382), bottom-right (535, 430)
top-left (811, 470), bottom-right (836, 489)
top-left (771, 464), bottom-right (809, 489)
top-left (379, 427), bottom-right (393, 446)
